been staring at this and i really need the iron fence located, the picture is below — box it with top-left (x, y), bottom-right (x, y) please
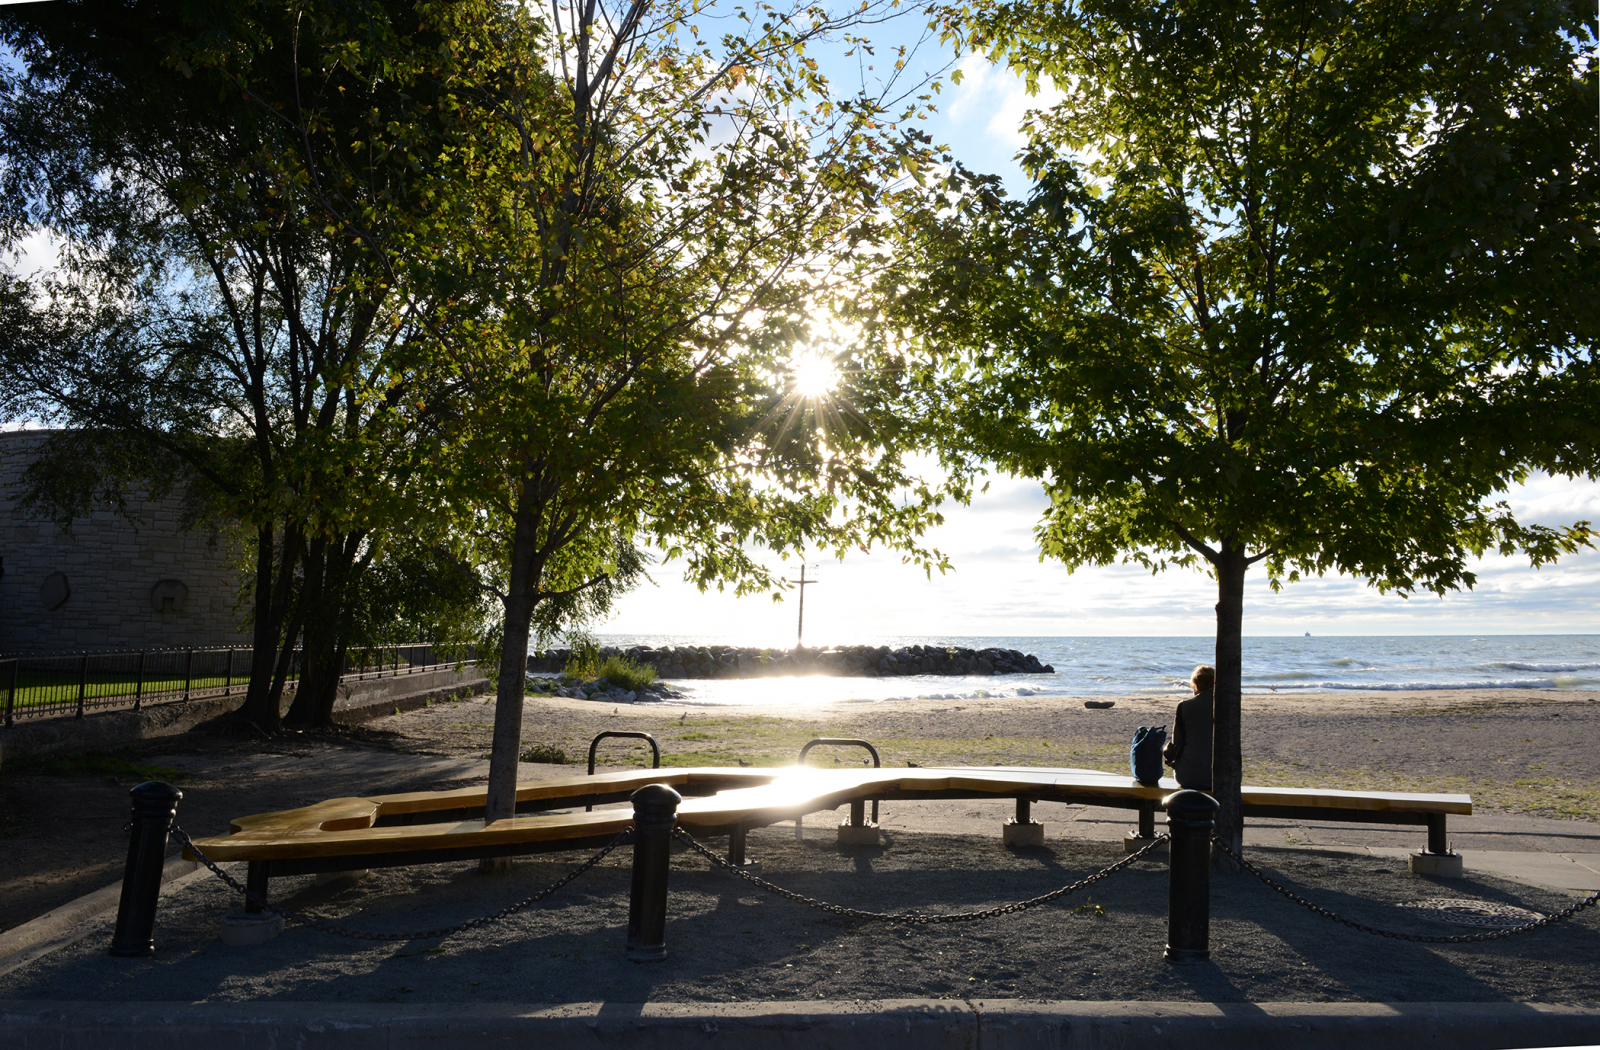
top-left (0, 643), bottom-right (468, 726)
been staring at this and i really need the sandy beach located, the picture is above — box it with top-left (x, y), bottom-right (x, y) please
top-left (505, 684), bottom-right (1600, 733)
top-left (381, 686), bottom-right (1600, 819)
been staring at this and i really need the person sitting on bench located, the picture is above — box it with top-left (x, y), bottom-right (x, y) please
top-left (1164, 664), bottom-right (1214, 792)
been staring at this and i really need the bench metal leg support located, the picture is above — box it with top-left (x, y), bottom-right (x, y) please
top-left (1427, 814), bottom-right (1448, 856)
top-left (1164, 789), bottom-right (1217, 964)
top-left (838, 797), bottom-right (882, 846)
top-left (1124, 800), bottom-right (1163, 853)
top-left (728, 824), bottom-right (748, 867)
top-left (1409, 813), bottom-right (1463, 877)
top-left (626, 784), bottom-right (681, 963)
top-left (218, 861), bottom-right (284, 946)
top-left (1004, 797), bottom-right (1045, 847)
top-left (109, 781), bottom-right (182, 958)
top-left (245, 862), bottom-right (269, 914)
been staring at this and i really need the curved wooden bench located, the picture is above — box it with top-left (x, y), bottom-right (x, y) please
top-left (183, 766), bottom-right (1470, 907)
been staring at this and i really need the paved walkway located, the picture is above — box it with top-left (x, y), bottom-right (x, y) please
top-left (876, 798), bottom-right (1600, 895)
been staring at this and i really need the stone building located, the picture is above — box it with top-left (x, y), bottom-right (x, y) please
top-left (0, 430), bottom-right (250, 653)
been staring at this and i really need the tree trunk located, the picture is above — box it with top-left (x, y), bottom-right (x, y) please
top-left (1212, 542), bottom-right (1247, 868)
top-left (267, 595), bottom-right (308, 723)
top-left (285, 536), bottom-right (362, 728)
top-left (482, 493), bottom-right (542, 868)
top-left (239, 525), bottom-right (288, 731)
top-left (284, 537), bottom-right (331, 727)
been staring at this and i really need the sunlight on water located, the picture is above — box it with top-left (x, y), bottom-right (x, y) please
top-left (580, 633), bottom-right (1600, 708)
top-left (661, 673), bottom-right (1071, 708)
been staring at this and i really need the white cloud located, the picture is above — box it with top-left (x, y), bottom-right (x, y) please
top-left (936, 54), bottom-right (1063, 182)
top-left (6, 229), bottom-right (60, 278)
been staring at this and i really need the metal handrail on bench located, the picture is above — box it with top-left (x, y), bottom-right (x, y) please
top-left (797, 737), bottom-right (882, 833)
top-left (586, 732), bottom-right (662, 811)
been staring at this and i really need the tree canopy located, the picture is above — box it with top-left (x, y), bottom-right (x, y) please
top-left (869, 0), bottom-right (1597, 850)
top-left (1, 0), bottom-right (957, 794)
top-left (0, 0), bottom-right (509, 727)
top-left (360, 0), bottom-right (958, 827)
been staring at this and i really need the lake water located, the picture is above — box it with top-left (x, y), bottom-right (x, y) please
top-left (588, 634), bottom-right (1600, 708)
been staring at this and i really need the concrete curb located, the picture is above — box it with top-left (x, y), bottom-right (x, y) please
top-left (333, 671), bottom-right (490, 723)
top-left (0, 856), bottom-right (204, 979)
top-left (0, 1000), bottom-right (1596, 1049)
top-left (0, 692), bottom-right (247, 767)
top-left (971, 1001), bottom-right (1600, 1048)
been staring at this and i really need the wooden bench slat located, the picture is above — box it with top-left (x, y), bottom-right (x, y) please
top-left (197, 810), bottom-right (636, 861)
top-left (364, 769), bottom-right (781, 817)
top-left (1237, 785), bottom-right (1472, 815)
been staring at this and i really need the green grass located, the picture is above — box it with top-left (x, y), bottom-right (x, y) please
top-left (1239, 757), bottom-right (1600, 820)
top-left (6, 749), bottom-right (191, 782)
top-left (5, 671), bottom-right (255, 708)
top-left (563, 716), bottom-right (1133, 772)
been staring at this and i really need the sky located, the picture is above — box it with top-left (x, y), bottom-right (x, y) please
top-left (606, 471), bottom-right (1600, 643)
top-left (603, 15), bottom-right (1600, 642)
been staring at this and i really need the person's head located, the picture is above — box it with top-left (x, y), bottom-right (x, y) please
top-left (1190, 665), bottom-right (1215, 694)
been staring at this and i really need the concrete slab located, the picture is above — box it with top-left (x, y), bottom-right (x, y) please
top-left (1361, 847), bottom-right (1600, 897)
top-left (870, 797), bottom-right (1600, 857)
top-left (2, 1000), bottom-right (1597, 1050)
top-left (0, 1000), bottom-right (976, 1050)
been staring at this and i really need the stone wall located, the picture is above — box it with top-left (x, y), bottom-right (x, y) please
top-left (0, 430), bottom-right (250, 653)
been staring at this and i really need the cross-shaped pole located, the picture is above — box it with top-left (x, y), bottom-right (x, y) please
top-left (788, 562), bottom-right (819, 648)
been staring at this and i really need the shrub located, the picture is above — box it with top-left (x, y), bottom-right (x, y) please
top-left (564, 630), bottom-right (602, 680)
top-left (520, 743), bottom-right (569, 764)
top-left (598, 655), bottom-right (657, 691)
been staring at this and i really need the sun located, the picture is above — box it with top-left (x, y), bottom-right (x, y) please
top-left (788, 350), bottom-right (839, 399)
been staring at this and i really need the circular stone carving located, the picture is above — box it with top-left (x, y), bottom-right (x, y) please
top-left (150, 578), bottom-right (189, 613)
top-left (1403, 897), bottom-right (1543, 929)
top-left (40, 571), bottom-right (70, 611)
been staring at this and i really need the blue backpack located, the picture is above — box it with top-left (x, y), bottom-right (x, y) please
top-left (1130, 725), bottom-right (1168, 786)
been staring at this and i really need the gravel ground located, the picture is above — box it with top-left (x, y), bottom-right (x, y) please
top-left (6, 827), bottom-right (1598, 1004)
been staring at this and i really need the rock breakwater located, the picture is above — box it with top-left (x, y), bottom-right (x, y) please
top-left (526, 643), bottom-right (1054, 680)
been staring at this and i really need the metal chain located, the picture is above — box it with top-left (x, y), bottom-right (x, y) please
top-left (1212, 834), bottom-right (1600, 944)
top-left (172, 826), bottom-right (631, 942)
top-left (673, 826), bottom-right (1169, 924)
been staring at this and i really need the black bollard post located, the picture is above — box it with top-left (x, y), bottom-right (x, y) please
top-left (626, 783), bottom-right (682, 963)
top-left (109, 781), bottom-right (183, 958)
top-left (1164, 789), bottom-right (1218, 964)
